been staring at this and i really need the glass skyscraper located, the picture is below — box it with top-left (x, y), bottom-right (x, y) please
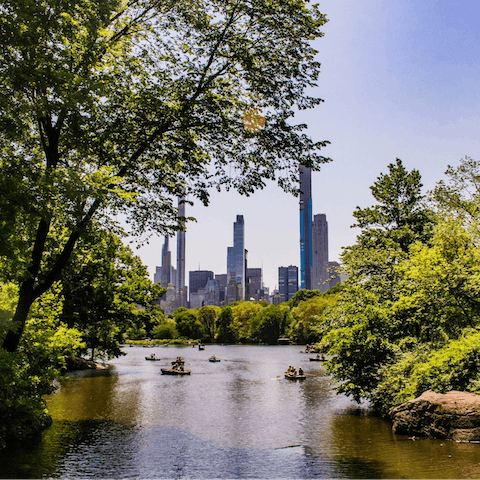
top-left (227, 215), bottom-right (246, 301)
top-left (299, 166), bottom-right (313, 289)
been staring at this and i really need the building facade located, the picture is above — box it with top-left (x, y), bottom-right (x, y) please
top-left (311, 213), bottom-right (329, 292)
top-left (246, 267), bottom-right (262, 301)
top-left (227, 215), bottom-right (246, 302)
top-left (278, 265), bottom-right (299, 302)
top-left (215, 274), bottom-right (227, 304)
top-left (154, 236), bottom-right (171, 288)
top-left (189, 270), bottom-right (214, 304)
top-left (175, 195), bottom-right (187, 307)
top-left (299, 166), bottom-right (313, 289)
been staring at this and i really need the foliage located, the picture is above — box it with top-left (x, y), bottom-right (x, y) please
top-left (0, 283), bottom-right (18, 339)
top-left (320, 160), bottom-right (440, 411)
top-left (60, 230), bottom-right (163, 359)
top-left (289, 292), bottom-right (339, 343)
top-left (374, 331), bottom-right (480, 416)
top-left (0, 0), bottom-right (330, 352)
top-left (320, 287), bottom-right (397, 403)
top-left (151, 318), bottom-right (178, 340)
top-left (323, 212), bottom-right (480, 413)
top-left (250, 304), bottom-right (291, 344)
top-left (0, 285), bottom-right (85, 442)
top-left (197, 305), bottom-right (220, 342)
top-left (351, 158), bottom-right (433, 253)
top-left (216, 306), bottom-right (236, 344)
top-left (172, 308), bottom-right (205, 341)
top-left (22, 283), bottom-right (86, 371)
top-left (341, 158), bottom-right (435, 302)
top-left (430, 156), bottom-right (480, 223)
top-left (0, 350), bottom-right (53, 442)
top-left (230, 301), bottom-right (264, 342)
top-left (289, 289), bottom-right (322, 308)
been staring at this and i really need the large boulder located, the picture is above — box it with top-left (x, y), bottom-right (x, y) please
top-left (390, 390), bottom-right (480, 442)
top-left (64, 355), bottom-right (106, 371)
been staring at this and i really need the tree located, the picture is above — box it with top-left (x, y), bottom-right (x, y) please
top-left (251, 304), bottom-right (291, 344)
top-left (431, 156), bottom-right (480, 223)
top-left (320, 160), bottom-right (436, 409)
top-left (217, 306), bottom-right (236, 344)
top-left (341, 158), bottom-right (434, 300)
top-left (289, 289), bottom-right (322, 308)
top-left (197, 305), bottom-right (220, 343)
top-left (0, 0), bottom-right (330, 352)
top-left (172, 308), bottom-right (204, 341)
top-left (0, 284), bottom-right (85, 441)
top-left (60, 230), bottom-right (163, 359)
top-left (289, 293), bottom-right (338, 343)
top-left (230, 301), bottom-right (264, 342)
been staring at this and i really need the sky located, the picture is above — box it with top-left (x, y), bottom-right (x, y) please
top-left (134, 0), bottom-right (480, 292)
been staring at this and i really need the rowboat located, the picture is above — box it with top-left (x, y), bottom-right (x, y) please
top-left (284, 373), bottom-right (306, 380)
top-left (309, 356), bottom-right (325, 362)
top-left (161, 368), bottom-right (191, 375)
top-left (145, 356), bottom-right (161, 361)
top-left (209, 355), bottom-right (220, 362)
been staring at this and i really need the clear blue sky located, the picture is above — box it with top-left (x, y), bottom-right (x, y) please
top-left (136, 0), bottom-right (480, 292)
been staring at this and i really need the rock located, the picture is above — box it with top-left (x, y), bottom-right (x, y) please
top-left (64, 355), bottom-right (106, 371)
top-left (390, 390), bottom-right (480, 442)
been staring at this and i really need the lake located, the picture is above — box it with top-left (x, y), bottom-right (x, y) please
top-left (1, 345), bottom-right (480, 478)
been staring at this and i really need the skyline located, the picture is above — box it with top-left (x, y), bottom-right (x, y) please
top-left (133, 0), bottom-right (480, 290)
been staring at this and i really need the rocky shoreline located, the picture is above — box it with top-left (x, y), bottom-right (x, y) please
top-left (64, 355), bottom-right (107, 371)
top-left (391, 390), bottom-right (480, 442)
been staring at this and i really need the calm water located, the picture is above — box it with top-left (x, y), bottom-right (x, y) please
top-left (1, 345), bottom-right (480, 479)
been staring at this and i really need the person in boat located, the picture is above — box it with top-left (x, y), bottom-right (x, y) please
top-left (150, 353), bottom-right (155, 359)
top-left (298, 367), bottom-right (303, 376)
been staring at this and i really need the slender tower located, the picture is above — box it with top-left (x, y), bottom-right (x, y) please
top-left (160, 236), bottom-right (171, 288)
top-left (299, 166), bottom-right (313, 289)
top-left (311, 213), bottom-right (329, 291)
top-left (176, 195), bottom-right (187, 307)
top-left (227, 215), bottom-right (246, 301)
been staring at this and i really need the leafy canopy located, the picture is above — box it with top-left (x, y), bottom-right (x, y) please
top-left (0, 0), bottom-right (330, 351)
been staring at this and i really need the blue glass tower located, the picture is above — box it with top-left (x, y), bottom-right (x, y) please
top-left (227, 215), bottom-right (246, 300)
top-left (299, 166), bottom-right (313, 289)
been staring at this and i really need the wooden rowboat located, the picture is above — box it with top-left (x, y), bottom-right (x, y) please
top-left (145, 356), bottom-right (161, 361)
top-left (284, 373), bottom-right (306, 380)
top-left (209, 355), bottom-right (220, 362)
top-left (161, 368), bottom-right (191, 375)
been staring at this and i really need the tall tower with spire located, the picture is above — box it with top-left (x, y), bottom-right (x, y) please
top-left (299, 165), bottom-right (313, 289)
top-left (160, 236), bottom-right (171, 288)
top-left (175, 195), bottom-right (187, 307)
top-left (227, 215), bottom-right (246, 302)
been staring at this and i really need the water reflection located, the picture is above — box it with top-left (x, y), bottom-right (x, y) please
top-left (1, 345), bottom-right (480, 479)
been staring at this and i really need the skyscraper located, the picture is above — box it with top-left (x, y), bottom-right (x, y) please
top-left (160, 236), bottom-right (171, 288)
top-left (299, 166), bottom-right (313, 289)
top-left (154, 236), bottom-right (176, 289)
top-left (311, 213), bottom-right (329, 292)
top-left (189, 270), bottom-right (214, 302)
top-left (279, 265), bottom-right (299, 301)
top-left (246, 267), bottom-right (262, 301)
top-left (227, 215), bottom-right (246, 302)
top-left (176, 195), bottom-right (187, 307)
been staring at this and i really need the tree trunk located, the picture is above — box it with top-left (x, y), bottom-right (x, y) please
top-left (2, 280), bottom-right (36, 352)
